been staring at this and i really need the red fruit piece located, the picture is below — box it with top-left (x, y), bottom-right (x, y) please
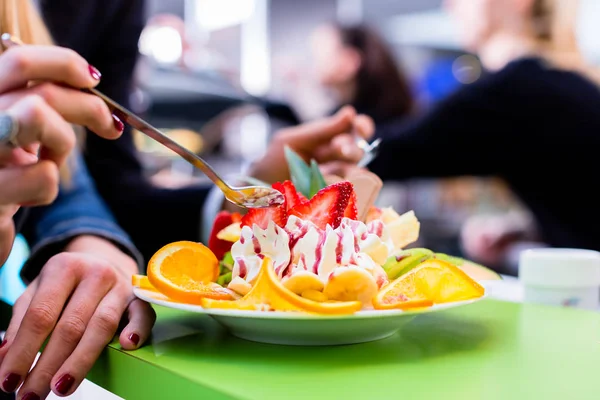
top-left (272, 181), bottom-right (305, 212)
top-left (241, 205), bottom-right (287, 230)
top-left (209, 211), bottom-right (240, 260)
top-left (289, 182), bottom-right (353, 230)
top-left (344, 189), bottom-right (358, 220)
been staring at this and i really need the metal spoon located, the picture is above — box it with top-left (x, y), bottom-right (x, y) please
top-left (1, 33), bottom-right (284, 209)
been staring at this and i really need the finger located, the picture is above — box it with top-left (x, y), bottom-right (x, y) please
top-left (313, 134), bottom-right (363, 163)
top-left (0, 161), bottom-right (60, 206)
top-left (8, 94), bottom-right (76, 165)
top-left (0, 281), bottom-right (36, 361)
top-left (0, 46), bottom-right (100, 94)
top-left (0, 147), bottom-right (38, 167)
top-left (50, 288), bottom-right (130, 397)
top-left (318, 161), bottom-right (358, 179)
top-left (283, 105), bottom-right (357, 146)
top-left (0, 255), bottom-right (79, 394)
top-left (354, 114), bottom-right (375, 140)
top-left (0, 84), bottom-right (123, 140)
top-left (119, 299), bottom-right (156, 350)
top-left (0, 214), bottom-right (15, 265)
top-left (19, 269), bottom-right (115, 400)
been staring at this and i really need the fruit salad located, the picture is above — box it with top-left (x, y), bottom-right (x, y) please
top-left (133, 149), bottom-right (491, 315)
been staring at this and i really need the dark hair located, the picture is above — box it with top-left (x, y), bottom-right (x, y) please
top-left (335, 23), bottom-right (414, 122)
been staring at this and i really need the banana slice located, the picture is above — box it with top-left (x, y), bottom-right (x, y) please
top-left (301, 289), bottom-right (328, 302)
top-left (227, 276), bottom-right (252, 296)
top-left (217, 222), bottom-right (242, 242)
top-left (282, 270), bottom-right (324, 295)
top-left (323, 266), bottom-right (378, 305)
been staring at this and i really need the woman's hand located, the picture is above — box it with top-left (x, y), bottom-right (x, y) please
top-left (0, 45), bottom-right (125, 264)
top-left (248, 106), bottom-right (375, 184)
top-left (0, 236), bottom-right (155, 399)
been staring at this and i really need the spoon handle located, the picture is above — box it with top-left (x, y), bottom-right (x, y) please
top-left (0, 33), bottom-right (231, 193)
top-left (87, 88), bottom-right (230, 192)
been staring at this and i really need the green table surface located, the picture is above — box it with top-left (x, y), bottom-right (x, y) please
top-left (89, 299), bottom-right (600, 400)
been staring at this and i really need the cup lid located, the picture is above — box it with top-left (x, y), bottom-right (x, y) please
top-left (519, 248), bottom-right (600, 287)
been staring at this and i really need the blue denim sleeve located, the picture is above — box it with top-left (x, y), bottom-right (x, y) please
top-left (19, 151), bottom-right (143, 283)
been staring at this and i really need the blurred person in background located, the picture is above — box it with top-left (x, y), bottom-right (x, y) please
top-left (41, 0), bottom-right (369, 263)
top-left (317, 0), bottom-right (600, 274)
top-left (275, 23), bottom-right (415, 131)
top-left (310, 23), bottom-right (415, 128)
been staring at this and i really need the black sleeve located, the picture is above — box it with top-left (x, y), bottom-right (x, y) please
top-left (369, 74), bottom-right (517, 181)
top-left (42, 0), bottom-right (210, 262)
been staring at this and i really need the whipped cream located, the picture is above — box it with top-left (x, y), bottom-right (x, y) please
top-left (231, 216), bottom-right (392, 288)
top-left (231, 221), bottom-right (290, 284)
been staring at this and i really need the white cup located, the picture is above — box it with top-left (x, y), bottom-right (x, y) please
top-left (519, 248), bottom-right (600, 310)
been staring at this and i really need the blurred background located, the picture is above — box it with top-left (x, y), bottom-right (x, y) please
top-left (129, 0), bottom-right (600, 261)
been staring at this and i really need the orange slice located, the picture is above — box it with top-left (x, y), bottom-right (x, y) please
top-left (202, 258), bottom-right (362, 315)
top-left (374, 259), bottom-right (484, 308)
top-left (373, 295), bottom-right (433, 311)
top-left (132, 274), bottom-right (158, 292)
top-left (147, 241), bottom-right (231, 304)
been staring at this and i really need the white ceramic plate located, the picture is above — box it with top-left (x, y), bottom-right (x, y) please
top-left (134, 288), bottom-right (483, 346)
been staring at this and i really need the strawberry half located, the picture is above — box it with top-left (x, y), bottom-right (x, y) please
top-left (344, 189), bottom-right (358, 220)
top-left (289, 181), bottom-right (353, 229)
top-left (209, 211), bottom-right (241, 260)
top-left (272, 180), bottom-right (305, 212)
top-left (241, 204), bottom-right (287, 230)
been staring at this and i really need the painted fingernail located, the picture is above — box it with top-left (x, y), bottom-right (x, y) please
top-left (2, 373), bottom-right (21, 392)
top-left (129, 333), bottom-right (140, 346)
top-left (0, 340), bottom-right (6, 349)
top-left (21, 392), bottom-right (40, 400)
top-left (112, 115), bottom-right (124, 132)
top-left (88, 65), bottom-right (101, 80)
top-left (55, 374), bottom-right (74, 395)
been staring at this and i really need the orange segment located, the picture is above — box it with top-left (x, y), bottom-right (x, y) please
top-left (373, 296), bottom-right (433, 311)
top-left (375, 259), bottom-right (484, 307)
top-left (148, 241), bottom-right (231, 304)
top-left (132, 274), bottom-right (157, 292)
top-left (202, 258), bottom-right (362, 315)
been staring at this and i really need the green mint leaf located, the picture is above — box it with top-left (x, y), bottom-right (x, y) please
top-left (309, 159), bottom-right (327, 198)
top-left (284, 146), bottom-right (311, 198)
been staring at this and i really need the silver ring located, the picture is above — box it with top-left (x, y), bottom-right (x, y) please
top-left (0, 113), bottom-right (19, 147)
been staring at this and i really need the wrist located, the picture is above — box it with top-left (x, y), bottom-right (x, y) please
top-left (65, 235), bottom-right (139, 275)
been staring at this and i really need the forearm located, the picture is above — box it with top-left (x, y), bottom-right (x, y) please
top-left (65, 235), bottom-right (139, 276)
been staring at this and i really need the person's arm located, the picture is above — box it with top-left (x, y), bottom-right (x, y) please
top-left (42, 0), bottom-right (212, 261)
top-left (19, 151), bottom-right (143, 283)
top-left (368, 75), bottom-right (515, 181)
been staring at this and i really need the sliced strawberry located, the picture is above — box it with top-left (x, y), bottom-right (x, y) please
top-left (272, 180), bottom-right (304, 212)
top-left (209, 211), bottom-right (236, 260)
top-left (231, 212), bottom-right (242, 223)
top-left (241, 205), bottom-right (287, 230)
top-left (344, 188), bottom-right (358, 220)
top-left (289, 181), bottom-right (353, 229)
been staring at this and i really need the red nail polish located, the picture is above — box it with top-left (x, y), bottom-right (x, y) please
top-left (21, 392), bottom-right (40, 400)
top-left (2, 373), bottom-right (21, 392)
top-left (0, 340), bottom-right (6, 349)
top-left (88, 65), bottom-right (101, 80)
top-left (112, 115), bottom-right (124, 132)
top-left (55, 374), bottom-right (74, 395)
top-left (129, 333), bottom-right (140, 346)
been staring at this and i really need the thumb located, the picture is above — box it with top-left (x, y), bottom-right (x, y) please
top-left (287, 105), bottom-right (357, 146)
top-left (354, 114), bottom-right (375, 140)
